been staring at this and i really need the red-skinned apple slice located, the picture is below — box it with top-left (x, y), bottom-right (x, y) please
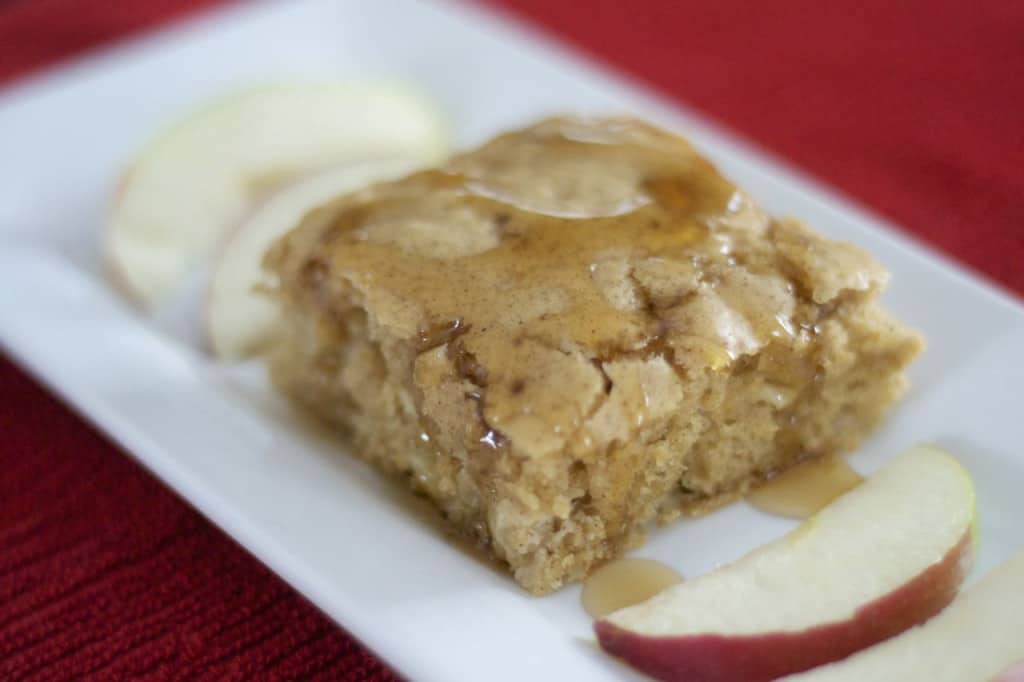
top-left (206, 159), bottom-right (420, 358)
top-left (780, 549), bottom-right (1024, 682)
top-left (595, 445), bottom-right (976, 682)
top-left (108, 81), bottom-right (448, 308)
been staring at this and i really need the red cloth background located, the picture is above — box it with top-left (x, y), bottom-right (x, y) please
top-left (1, 0), bottom-right (1021, 679)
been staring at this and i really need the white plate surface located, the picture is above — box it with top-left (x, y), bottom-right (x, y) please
top-left (1, 1), bottom-right (1022, 680)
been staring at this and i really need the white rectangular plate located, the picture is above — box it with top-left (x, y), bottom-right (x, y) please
top-left (1, 1), bottom-right (1022, 680)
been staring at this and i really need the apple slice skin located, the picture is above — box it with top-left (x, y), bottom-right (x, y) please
top-left (595, 529), bottom-right (972, 682)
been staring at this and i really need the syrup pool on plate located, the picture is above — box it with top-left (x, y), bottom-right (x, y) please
top-left (747, 453), bottom-right (864, 519)
top-left (582, 558), bottom-right (684, 618)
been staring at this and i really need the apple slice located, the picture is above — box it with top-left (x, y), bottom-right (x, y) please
top-left (108, 81), bottom-right (448, 307)
top-left (779, 549), bottom-right (1024, 682)
top-left (206, 159), bottom-right (419, 358)
top-left (595, 445), bottom-right (976, 682)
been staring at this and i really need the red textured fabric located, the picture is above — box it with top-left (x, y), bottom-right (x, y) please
top-left (0, 357), bottom-right (399, 681)
top-left (496, 0), bottom-right (1024, 298)
top-left (1, 1), bottom-right (1021, 680)
top-left (0, 0), bottom-right (227, 85)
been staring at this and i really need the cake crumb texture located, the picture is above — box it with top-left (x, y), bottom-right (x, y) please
top-left (266, 118), bottom-right (922, 594)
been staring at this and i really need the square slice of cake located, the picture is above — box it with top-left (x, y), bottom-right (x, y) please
top-left (265, 117), bottom-right (922, 594)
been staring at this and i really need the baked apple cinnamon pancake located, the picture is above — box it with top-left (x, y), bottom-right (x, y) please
top-left (264, 117), bottom-right (922, 594)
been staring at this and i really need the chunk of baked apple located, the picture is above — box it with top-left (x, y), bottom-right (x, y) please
top-left (107, 81), bottom-right (448, 307)
top-left (595, 445), bottom-right (976, 682)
